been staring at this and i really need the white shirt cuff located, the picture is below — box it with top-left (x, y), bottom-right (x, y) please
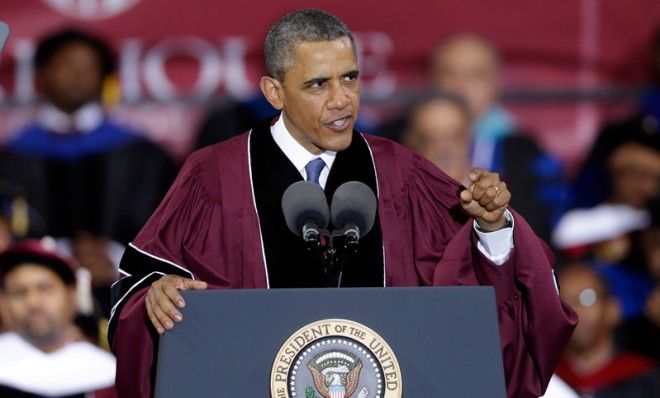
top-left (473, 209), bottom-right (514, 265)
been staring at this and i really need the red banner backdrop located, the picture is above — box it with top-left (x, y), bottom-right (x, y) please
top-left (0, 0), bottom-right (659, 166)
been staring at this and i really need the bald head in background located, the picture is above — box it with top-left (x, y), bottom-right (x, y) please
top-left (402, 92), bottom-right (472, 183)
top-left (430, 34), bottom-right (501, 121)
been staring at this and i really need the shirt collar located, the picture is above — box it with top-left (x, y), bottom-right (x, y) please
top-left (37, 102), bottom-right (104, 135)
top-left (270, 113), bottom-right (336, 177)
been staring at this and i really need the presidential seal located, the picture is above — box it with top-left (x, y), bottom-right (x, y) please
top-left (271, 319), bottom-right (402, 398)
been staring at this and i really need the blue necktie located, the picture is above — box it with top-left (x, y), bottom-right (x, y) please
top-left (305, 158), bottom-right (325, 185)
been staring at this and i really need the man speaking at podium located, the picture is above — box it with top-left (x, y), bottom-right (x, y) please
top-left (110, 9), bottom-right (576, 397)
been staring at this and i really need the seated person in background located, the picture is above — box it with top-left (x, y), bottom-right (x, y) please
top-left (0, 239), bottom-right (116, 397)
top-left (617, 198), bottom-right (660, 362)
top-left (571, 26), bottom-right (660, 209)
top-left (0, 28), bottom-right (176, 316)
top-left (380, 33), bottom-right (567, 242)
top-left (556, 264), bottom-right (660, 397)
top-left (553, 125), bottom-right (660, 323)
top-left (587, 118), bottom-right (659, 211)
top-left (400, 91), bottom-right (472, 185)
top-left (573, 115), bottom-right (660, 210)
top-left (0, 180), bottom-right (45, 334)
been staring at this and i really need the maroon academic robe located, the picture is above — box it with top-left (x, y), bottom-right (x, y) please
top-left (110, 131), bottom-right (576, 397)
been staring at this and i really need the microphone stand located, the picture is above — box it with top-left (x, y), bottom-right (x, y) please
top-left (321, 227), bottom-right (360, 288)
top-left (323, 234), bottom-right (340, 288)
top-left (303, 224), bottom-right (361, 288)
top-left (301, 225), bottom-right (339, 287)
top-left (339, 231), bottom-right (359, 287)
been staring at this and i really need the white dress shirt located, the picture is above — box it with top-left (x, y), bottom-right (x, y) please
top-left (37, 102), bottom-right (104, 134)
top-left (270, 113), bottom-right (514, 264)
top-left (271, 114), bottom-right (337, 188)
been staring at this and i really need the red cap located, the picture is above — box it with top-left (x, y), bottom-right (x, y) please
top-left (0, 239), bottom-right (77, 286)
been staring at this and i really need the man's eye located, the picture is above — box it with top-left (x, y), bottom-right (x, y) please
top-left (344, 73), bottom-right (359, 81)
top-left (8, 289), bottom-right (26, 298)
top-left (309, 80), bottom-right (325, 88)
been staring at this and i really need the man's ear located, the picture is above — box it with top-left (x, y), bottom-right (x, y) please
top-left (260, 76), bottom-right (284, 110)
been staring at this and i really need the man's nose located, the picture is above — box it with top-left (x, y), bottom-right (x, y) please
top-left (25, 289), bottom-right (45, 308)
top-left (327, 83), bottom-right (351, 109)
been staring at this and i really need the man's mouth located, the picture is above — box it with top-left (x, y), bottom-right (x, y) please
top-left (325, 116), bottom-right (352, 132)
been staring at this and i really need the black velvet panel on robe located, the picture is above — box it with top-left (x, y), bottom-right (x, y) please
top-left (249, 120), bottom-right (384, 288)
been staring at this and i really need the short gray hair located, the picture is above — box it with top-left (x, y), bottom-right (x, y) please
top-left (264, 9), bottom-right (356, 81)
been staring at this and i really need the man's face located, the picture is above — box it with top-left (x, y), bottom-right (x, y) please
top-left (403, 100), bottom-right (471, 182)
top-left (608, 143), bottom-right (660, 209)
top-left (39, 42), bottom-right (104, 114)
top-left (431, 37), bottom-right (499, 120)
top-left (0, 264), bottom-right (76, 350)
top-left (560, 267), bottom-right (617, 353)
top-left (263, 37), bottom-right (360, 154)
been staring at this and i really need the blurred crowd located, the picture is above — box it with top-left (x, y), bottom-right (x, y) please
top-left (0, 23), bottom-right (658, 397)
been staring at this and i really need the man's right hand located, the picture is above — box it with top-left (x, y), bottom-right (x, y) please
top-left (145, 275), bottom-right (208, 334)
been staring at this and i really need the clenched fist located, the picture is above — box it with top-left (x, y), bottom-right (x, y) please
top-left (460, 168), bottom-right (511, 231)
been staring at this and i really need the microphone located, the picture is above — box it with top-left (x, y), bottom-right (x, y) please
top-left (330, 181), bottom-right (377, 243)
top-left (281, 181), bottom-right (330, 244)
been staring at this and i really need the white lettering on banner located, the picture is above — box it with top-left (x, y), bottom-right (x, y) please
top-left (120, 39), bottom-right (142, 104)
top-left (143, 37), bottom-right (224, 102)
top-left (0, 32), bottom-right (395, 104)
top-left (13, 39), bottom-right (36, 105)
top-left (124, 36), bottom-right (253, 102)
top-left (221, 37), bottom-right (252, 99)
top-left (40, 0), bottom-right (142, 20)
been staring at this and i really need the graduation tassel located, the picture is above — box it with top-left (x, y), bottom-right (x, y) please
top-left (11, 196), bottom-right (29, 238)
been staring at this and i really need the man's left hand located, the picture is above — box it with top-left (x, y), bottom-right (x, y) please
top-left (460, 168), bottom-right (511, 232)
